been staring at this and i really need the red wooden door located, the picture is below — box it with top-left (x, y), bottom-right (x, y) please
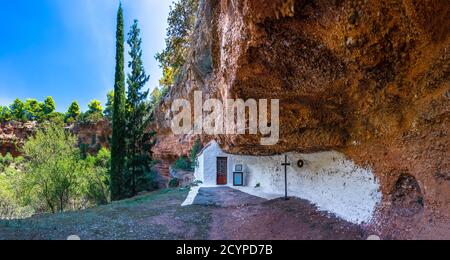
top-left (217, 157), bottom-right (228, 185)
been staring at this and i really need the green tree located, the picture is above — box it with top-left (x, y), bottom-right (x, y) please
top-left (42, 96), bottom-right (56, 115)
top-left (23, 99), bottom-right (43, 121)
top-left (66, 101), bottom-right (81, 123)
top-left (156, 0), bottom-right (199, 89)
top-left (46, 112), bottom-right (66, 126)
top-left (21, 124), bottom-right (86, 213)
top-left (110, 3), bottom-right (127, 201)
top-left (79, 100), bottom-right (104, 123)
top-left (87, 100), bottom-right (103, 115)
top-left (0, 154), bottom-right (32, 219)
top-left (0, 106), bottom-right (12, 122)
top-left (84, 148), bottom-right (111, 205)
top-left (10, 98), bottom-right (26, 121)
top-left (104, 90), bottom-right (115, 120)
top-left (125, 20), bottom-right (154, 196)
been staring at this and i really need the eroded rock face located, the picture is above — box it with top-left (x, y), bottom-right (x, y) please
top-left (0, 121), bottom-right (37, 157)
top-left (153, 0), bottom-right (449, 238)
top-left (70, 120), bottom-right (112, 154)
top-left (0, 120), bottom-right (112, 156)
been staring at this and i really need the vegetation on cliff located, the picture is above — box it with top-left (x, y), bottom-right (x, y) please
top-left (0, 124), bottom-right (111, 219)
top-left (153, 0), bottom-right (199, 103)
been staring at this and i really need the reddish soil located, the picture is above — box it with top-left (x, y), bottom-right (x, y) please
top-left (210, 198), bottom-right (366, 240)
top-left (198, 187), bottom-right (366, 240)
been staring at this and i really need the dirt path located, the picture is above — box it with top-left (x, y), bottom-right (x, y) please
top-left (195, 187), bottom-right (366, 240)
top-left (0, 188), bottom-right (367, 240)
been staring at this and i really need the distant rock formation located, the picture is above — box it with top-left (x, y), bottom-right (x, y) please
top-left (0, 121), bottom-right (37, 157)
top-left (0, 120), bottom-right (112, 157)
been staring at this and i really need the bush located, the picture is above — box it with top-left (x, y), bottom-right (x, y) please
top-left (0, 156), bottom-right (33, 219)
top-left (84, 148), bottom-right (111, 205)
top-left (169, 178), bottom-right (180, 188)
top-left (0, 153), bottom-right (14, 172)
top-left (190, 138), bottom-right (202, 169)
top-left (21, 124), bottom-right (89, 213)
top-left (173, 156), bottom-right (191, 171)
top-left (0, 125), bottom-right (113, 218)
top-left (79, 112), bottom-right (104, 124)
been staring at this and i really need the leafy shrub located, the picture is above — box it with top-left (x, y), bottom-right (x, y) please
top-left (84, 148), bottom-right (111, 205)
top-left (0, 156), bottom-right (33, 219)
top-left (20, 124), bottom-right (88, 213)
top-left (190, 138), bottom-right (202, 169)
top-left (0, 125), bottom-right (114, 218)
top-left (173, 156), bottom-right (191, 171)
top-left (0, 153), bottom-right (14, 171)
top-left (169, 178), bottom-right (180, 188)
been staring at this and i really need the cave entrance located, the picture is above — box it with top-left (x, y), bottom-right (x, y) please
top-left (392, 174), bottom-right (424, 217)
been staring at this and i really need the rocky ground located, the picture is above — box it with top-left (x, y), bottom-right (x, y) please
top-left (197, 187), bottom-right (366, 240)
top-left (0, 188), bottom-right (367, 240)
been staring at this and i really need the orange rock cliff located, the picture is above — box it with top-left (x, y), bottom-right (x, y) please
top-left (152, 0), bottom-right (449, 239)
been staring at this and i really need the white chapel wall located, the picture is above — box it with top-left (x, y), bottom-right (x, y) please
top-left (194, 141), bottom-right (382, 224)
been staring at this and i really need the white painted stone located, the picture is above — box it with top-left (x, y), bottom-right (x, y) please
top-left (194, 141), bottom-right (382, 224)
top-left (182, 186), bottom-right (201, 206)
top-left (67, 235), bottom-right (81, 240)
top-left (367, 235), bottom-right (382, 240)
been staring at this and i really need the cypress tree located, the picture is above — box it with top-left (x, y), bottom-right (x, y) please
top-left (110, 3), bottom-right (127, 201)
top-left (125, 20), bottom-right (152, 196)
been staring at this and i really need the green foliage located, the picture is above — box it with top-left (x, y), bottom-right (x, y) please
top-left (66, 101), bottom-right (81, 123)
top-left (79, 143), bottom-right (89, 160)
top-left (190, 138), bottom-right (202, 168)
top-left (42, 96), bottom-right (56, 115)
top-left (124, 20), bottom-right (154, 197)
top-left (10, 98), bottom-right (26, 121)
top-left (0, 128), bottom-right (112, 218)
top-left (172, 139), bottom-right (202, 172)
top-left (23, 99), bottom-right (43, 121)
top-left (111, 3), bottom-right (128, 201)
top-left (168, 178), bottom-right (180, 188)
top-left (104, 90), bottom-right (114, 120)
top-left (0, 106), bottom-right (12, 122)
top-left (1, 97), bottom-right (106, 124)
top-left (45, 112), bottom-right (66, 126)
top-left (87, 100), bottom-right (103, 115)
top-left (2, 97), bottom-right (56, 123)
top-left (21, 124), bottom-right (87, 213)
top-left (5, 98), bottom-right (46, 122)
top-left (173, 156), bottom-right (191, 171)
top-left (149, 86), bottom-right (170, 109)
top-left (0, 159), bottom-right (33, 219)
top-left (150, 87), bottom-right (162, 107)
top-left (84, 148), bottom-right (111, 205)
top-left (159, 66), bottom-right (175, 88)
top-left (156, 0), bottom-right (199, 90)
top-left (78, 100), bottom-right (105, 123)
top-left (0, 153), bottom-right (14, 172)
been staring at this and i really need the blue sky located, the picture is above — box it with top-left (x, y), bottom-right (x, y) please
top-left (0, 0), bottom-right (170, 112)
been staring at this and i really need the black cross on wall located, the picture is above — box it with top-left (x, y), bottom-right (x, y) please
top-left (282, 155), bottom-right (291, 201)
